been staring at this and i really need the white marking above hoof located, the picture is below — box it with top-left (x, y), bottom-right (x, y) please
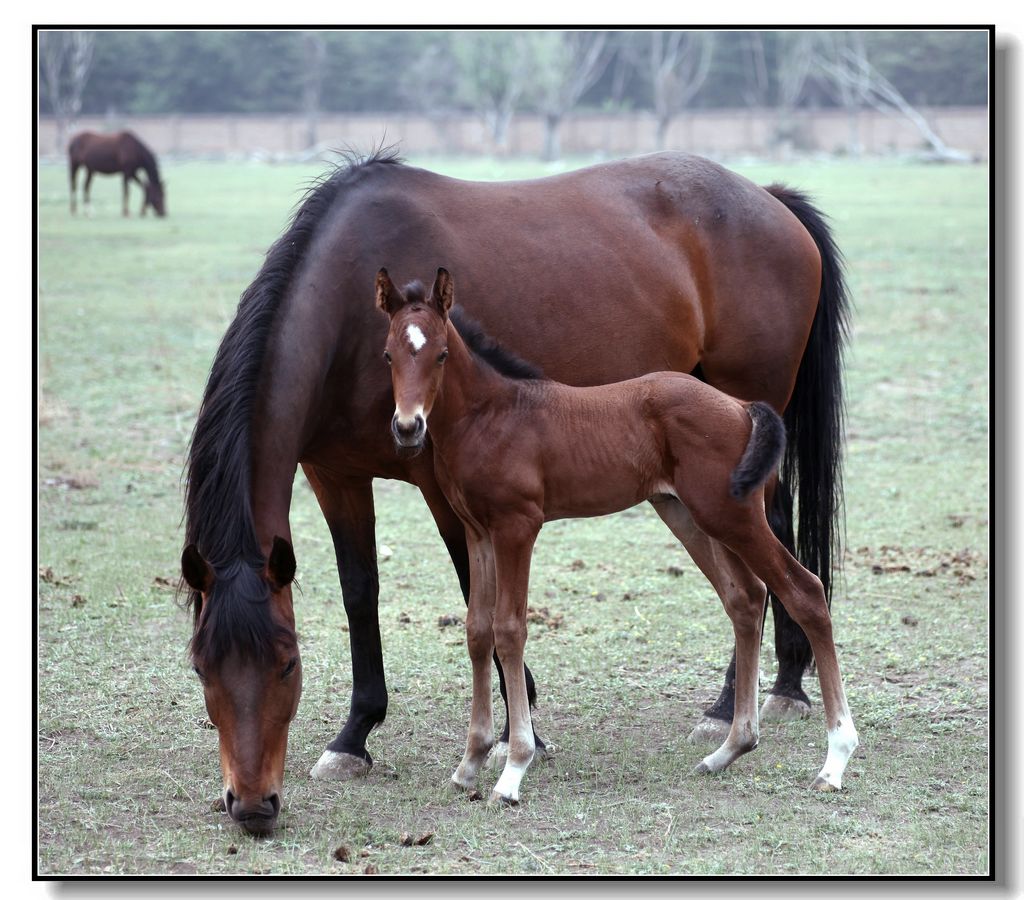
top-left (309, 750), bottom-right (371, 781)
top-left (687, 716), bottom-right (732, 745)
top-left (760, 694), bottom-right (812, 722)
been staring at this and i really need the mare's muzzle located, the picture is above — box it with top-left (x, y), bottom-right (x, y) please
top-left (392, 412), bottom-right (426, 448)
top-left (226, 788), bottom-right (281, 836)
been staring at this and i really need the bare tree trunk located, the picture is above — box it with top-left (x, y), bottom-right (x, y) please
top-left (301, 32), bottom-right (327, 151)
top-left (816, 34), bottom-right (971, 162)
top-left (543, 112), bottom-right (562, 162)
top-left (655, 114), bottom-right (671, 151)
top-left (39, 31), bottom-right (94, 154)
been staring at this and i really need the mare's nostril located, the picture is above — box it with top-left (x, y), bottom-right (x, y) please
top-left (266, 793), bottom-right (281, 816)
top-left (224, 789), bottom-right (237, 817)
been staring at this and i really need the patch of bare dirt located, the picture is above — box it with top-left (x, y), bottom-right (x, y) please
top-left (847, 544), bottom-right (986, 586)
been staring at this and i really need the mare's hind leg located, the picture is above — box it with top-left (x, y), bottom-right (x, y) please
top-left (122, 173), bottom-right (131, 217)
top-left (83, 171), bottom-right (95, 216)
top-left (303, 468), bottom-right (387, 781)
top-left (413, 467), bottom-right (548, 765)
top-left (650, 497), bottom-right (765, 770)
top-left (761, 478), bottom-right (814, 723)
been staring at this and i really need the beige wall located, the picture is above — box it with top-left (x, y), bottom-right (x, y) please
top-left (39, 107), bottom-right (989, 160)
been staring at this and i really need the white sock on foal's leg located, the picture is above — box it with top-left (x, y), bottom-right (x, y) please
top-left (812, 714), bottom-right (858, 791)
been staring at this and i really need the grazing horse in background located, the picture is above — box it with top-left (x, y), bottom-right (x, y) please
top-left (377, 267), bottom-right (857, 804)
top-left (68, 130), bottom-right (166, 217)
top-left (181, 149), bottom-right (848, 833)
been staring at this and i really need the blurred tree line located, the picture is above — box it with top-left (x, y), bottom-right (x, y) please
top-left (43, 29), bottom-right (988, 116)
top-left (40, 29), bottom-right (987, 158)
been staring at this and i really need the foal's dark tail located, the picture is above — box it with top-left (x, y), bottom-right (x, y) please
top-left (764, 185), bottom-right (851, 608)
top-left (730, 402), bottom-right (786, 499)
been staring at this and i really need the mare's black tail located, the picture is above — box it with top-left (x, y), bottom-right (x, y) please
top-left (763, 185), bottom-right (851, 608)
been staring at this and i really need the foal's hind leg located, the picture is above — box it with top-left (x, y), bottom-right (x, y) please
top-left (650, 497), bottom-right (765, 772)
top-left (721, 516), bottom-right (858, 790)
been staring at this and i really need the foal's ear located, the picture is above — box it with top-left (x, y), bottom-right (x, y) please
top-left (429, 267), bottom-right (454, 317)
top-left (375, 268), bottom-right (406, 316)
top-left (267, 536), bottom-right (296, 590)
top-left (181, 544), bottom-right (214, 593)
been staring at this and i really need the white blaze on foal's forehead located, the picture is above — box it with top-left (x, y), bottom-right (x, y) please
top-left (406, 324), bottom-right (427, 353)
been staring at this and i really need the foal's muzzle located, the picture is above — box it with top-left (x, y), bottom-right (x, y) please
top-left (392, 412), bottom-right (426, 448)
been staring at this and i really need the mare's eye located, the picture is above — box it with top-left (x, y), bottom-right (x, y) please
top-left (437, 349), bottom-right (449, 364)
top-left (282, 658), bottom-right (298, 679)
top-left (193, 664), bottom-right (207, 684)
top-left (383, 351), bottom-right (392, 365)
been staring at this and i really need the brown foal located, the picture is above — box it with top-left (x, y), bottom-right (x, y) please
top-left (377, 267), bottom-right (857, 805)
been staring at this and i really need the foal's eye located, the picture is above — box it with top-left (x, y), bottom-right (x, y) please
top-left (437, 349), bottom-right (449, 364)
top-left (192, 665), bottom-right (207, 684)
top-left (282, 658), bottom-right (298, 679)
top-left (383, 351), bottom-right (392, 365)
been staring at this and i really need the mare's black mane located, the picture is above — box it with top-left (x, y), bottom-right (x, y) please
top-left (183, 146), bottom-right (405, 666)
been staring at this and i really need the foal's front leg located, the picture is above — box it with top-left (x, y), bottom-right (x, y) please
top-left (452, 536), bottom-right (497, 789)
top-left (489, 523), bottom-right (540, 805)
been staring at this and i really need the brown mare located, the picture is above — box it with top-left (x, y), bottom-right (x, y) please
top-left (68, 130), bottom-right (166, 217)
top-left (377, 267), bottom-right (857, 803)
top-left (181, 150), bottom-right (848, 833)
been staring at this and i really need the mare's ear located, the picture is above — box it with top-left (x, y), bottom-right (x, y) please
top-left (267, 536), bottom-right (296, 590)
top-left (181, 544), bottom-right (214, 593)
top-left (375, 268), bottom-right (406, 316)
top-left (429, 267), bottom-right (454, 318)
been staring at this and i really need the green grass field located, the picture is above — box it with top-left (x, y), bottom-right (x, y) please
top-left (37, 155), bottom-right (990, 875)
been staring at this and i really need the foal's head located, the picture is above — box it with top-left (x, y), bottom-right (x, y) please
top-left (376, 267), bottom-right (454, 452)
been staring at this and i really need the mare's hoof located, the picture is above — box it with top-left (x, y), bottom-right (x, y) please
top-left (310, 750), bottom-right (371, 781)
top-left (488, 791), bottom-right (519, 807)
top-left (688, 716), bottom-right (731, 745)
top-left (692, 760), bottom-right (713, 775)
top-left (811, 775), bottom-right (841, 792)
top-left (761, 694), bottom-right (812, 722)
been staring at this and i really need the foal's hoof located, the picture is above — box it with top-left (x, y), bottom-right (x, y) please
top-left (688, 715), bottom-right (731, 745)
top-left (488, 791), bottom-right (519, 808)
top-left (811, 775), bottom-right (841, 793)
top-left (310, 750), bottom-right (371, 781)
top-left (761, 694), bottom-right (812, 722)
top-left (692, 760), bottom-right (714, 776)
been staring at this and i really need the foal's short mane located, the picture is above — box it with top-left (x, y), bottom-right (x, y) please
top-left (398, 282), bottom-right (543, 381)
top-left (183, 146), bottom-right (405, 665)
top-left (449, 305), bottom-right (544, 381)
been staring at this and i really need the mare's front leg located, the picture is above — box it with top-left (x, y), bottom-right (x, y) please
top-left (451, 536), bottom-right (496, 789)
top-left (489, 519), bottom-right (541, 805)
top-left (122, 173), bottom-right (131, 217)
top-left (69, 160), bottom-right (80, 214)
top-left (304, 468), bottom-right (388, 780)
